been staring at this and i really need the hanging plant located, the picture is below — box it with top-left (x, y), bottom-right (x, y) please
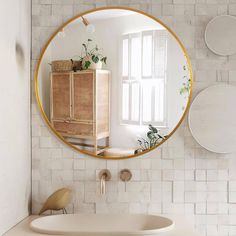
top-left (180, 65), bottom-right (191, 97)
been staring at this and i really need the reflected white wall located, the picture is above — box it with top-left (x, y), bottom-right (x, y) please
top-left (38, 45), bottom-right (52, 118)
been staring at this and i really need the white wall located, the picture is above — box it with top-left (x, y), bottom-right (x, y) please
top-left (0, 0), bottom-right (31, 234)
top-left (40, 13), bottom-right (186, 149)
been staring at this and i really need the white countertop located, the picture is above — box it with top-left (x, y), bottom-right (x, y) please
top-left (4, 215), bottom-right (200, 236)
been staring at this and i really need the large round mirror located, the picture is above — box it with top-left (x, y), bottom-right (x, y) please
top-left (35, 7), bottom-right (192, 159)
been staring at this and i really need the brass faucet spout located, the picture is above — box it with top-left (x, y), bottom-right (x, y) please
top-left (98, 170), bottom-right (111, 195)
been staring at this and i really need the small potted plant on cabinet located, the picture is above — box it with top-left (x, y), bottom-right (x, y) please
top-left (80, 39), bottom-right (107, 70)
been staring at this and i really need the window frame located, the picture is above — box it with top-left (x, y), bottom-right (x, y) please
top-left (120, 30), bottom-right (168, 128)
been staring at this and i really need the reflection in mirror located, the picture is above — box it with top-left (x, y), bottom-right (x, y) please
top-left (36, 8), bottom-right (192, 159)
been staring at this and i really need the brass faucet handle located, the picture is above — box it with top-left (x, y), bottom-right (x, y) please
top-left (120, 169), bottom-right (132, 182)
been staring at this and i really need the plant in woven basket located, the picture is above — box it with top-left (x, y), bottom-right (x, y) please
top-left (80, 39), bottom-right (107, 70)
top-left (134, 124), bottom-right (167, 154)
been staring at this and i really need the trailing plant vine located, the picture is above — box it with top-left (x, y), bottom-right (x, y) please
top-left (180, 65), bottom-right (191, 97)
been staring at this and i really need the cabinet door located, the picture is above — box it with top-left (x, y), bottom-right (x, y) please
top-left (73, 72), bottom-right (94, 121)
top-left (51, 73), bottom-right (71, 120)
top-left (96, 71), bottom-right (110, 133)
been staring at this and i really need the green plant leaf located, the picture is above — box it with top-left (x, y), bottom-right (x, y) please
top-left (92, 55), bottom-right (99, 63)
top-left (148, 124), bottom-right (158, 133)
top-left (84, 61), bottom-right (91, 69)
top-left (101, 57), bottom-right (107, 64)
top-left (147, 131), bottom-right (155, 140)
top-left (180, 87), bottom-right (187, 95)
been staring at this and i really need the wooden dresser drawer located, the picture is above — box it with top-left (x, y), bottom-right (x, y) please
top-left (53, 121), bottom-right (93, 137)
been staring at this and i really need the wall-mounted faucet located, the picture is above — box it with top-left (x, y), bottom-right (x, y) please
top-left (98, 169), bottom-right (111, 195)
top-left (98, 169), bottom-right (132, 195)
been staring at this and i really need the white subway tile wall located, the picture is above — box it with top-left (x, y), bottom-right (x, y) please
top-left (32, 1), bottom-right (236, 236)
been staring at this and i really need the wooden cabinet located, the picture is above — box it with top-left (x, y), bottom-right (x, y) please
top-left (50, 70), bottom-right (110, 154)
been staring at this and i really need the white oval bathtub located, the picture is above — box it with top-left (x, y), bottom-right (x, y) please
top-left (30, 214), bottom-right (174, 236)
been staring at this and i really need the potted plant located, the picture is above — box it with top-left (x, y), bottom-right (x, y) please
top-left (80, 39), bottom-right (107, 70)
top-left (134, 124), bottom-right (167, 154)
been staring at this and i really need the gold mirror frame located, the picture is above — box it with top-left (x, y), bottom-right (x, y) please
top-left (34, 6), bottom-right (193, 160)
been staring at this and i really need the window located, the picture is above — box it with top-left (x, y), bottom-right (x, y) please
top-left (121, 30), bottom-right (168, 127)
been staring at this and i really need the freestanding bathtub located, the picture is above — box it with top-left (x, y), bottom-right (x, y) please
top-left (30, 214), bottom-right (174, 236)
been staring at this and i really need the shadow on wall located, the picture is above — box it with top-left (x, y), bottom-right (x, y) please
top-left (15, 41), bottom-right (25, 75)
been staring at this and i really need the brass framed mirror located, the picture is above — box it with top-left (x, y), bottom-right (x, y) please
top-left (35, 7), bottom-right (193, 160)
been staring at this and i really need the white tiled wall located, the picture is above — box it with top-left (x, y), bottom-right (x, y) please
top-left (32, 1), bottom-right (236, 235)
